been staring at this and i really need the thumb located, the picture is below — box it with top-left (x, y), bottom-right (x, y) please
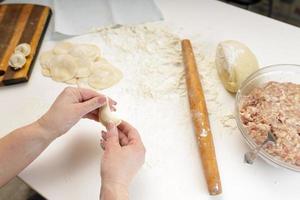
top-left (78, 96), bottom-right (106, 116)
top-left (105, 123), bottom-right (120, 147)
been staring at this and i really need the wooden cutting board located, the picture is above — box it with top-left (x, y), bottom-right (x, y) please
top-left (0, 4), bottom-right (51, 86)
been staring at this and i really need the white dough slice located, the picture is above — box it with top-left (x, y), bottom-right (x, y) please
top-left (41, 68), bottom-right (51, 77)
top-left (215, 40), bottom-right (259, 93)
top-left (69, 44), bottom-right (100, 61)
top-left (39, 51), bottom-right (55, 69)
top-left (99, 97), bottom-right (121, 126)
top-left (9, 52), bottom-right (26, 70)
top-left (49, 54), bottom-right (78, 82)
top-left (15, 43), bottom-right (31, 57)
top-left (88, 65), bottom-right (123, 90)
top-left (53, 42), bottom-right (73, 55)
top-left (75, 57), bottom-right (92, 78)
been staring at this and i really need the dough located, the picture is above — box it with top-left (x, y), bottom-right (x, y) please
top-left (99, 97), bottom-right (122, 126)
top-left (9, 52), bottom-right (26, 70)
top-left (88, 65), bottom-right (123, 90)
top-left (15, 43), bottom-right (31, 57)
top-left (41, 68), bottom-right (51, 77)
top-left (90, 58), bottom-right (111, 71)
top-left (49, 54), bottom-right (78, 82)
top-left (65, 78), bottom-right (77, 84)
top-left (53, 42), bottom-right (73, 55)
top-left (69, 44), bottom-right (100, 61)
top-left (215, 40), bottom-right (259, 93)
top-left (75, 57), bottom-right (92, 78)
top-left (39, 51), bottom-right (55, 69)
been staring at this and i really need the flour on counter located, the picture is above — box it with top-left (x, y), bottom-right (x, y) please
top-left (94, 23), bottom-right (237, 130)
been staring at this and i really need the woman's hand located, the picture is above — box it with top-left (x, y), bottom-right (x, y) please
top-left (100, 121), bottom-right (146, 199)
top-left (37, 87), bottom-right (116, 140)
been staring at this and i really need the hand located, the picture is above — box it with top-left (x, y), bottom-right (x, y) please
top-left (100, 121), bottom-right (146, 189)
top-left (37, 87), bottom-right (116, 140)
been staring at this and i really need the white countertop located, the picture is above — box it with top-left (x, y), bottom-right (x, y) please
top-left (1, 0), bottom-right (300, 199)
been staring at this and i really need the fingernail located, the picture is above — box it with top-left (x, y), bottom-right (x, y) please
top-left (101, 131), bottom-right (106, 138)
top-left (98, 97), bottom-right (106, 105)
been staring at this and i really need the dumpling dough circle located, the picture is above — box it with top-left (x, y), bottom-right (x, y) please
top-left (99, 97), bottom-right (122, 126)
top-left (9, 52), bottom-right (26, 69)
top-left (88, 65), bottom-right (123, 90)
top-left (53, 42), bottom-right (73, 55)
top-left (69, 44), bottom-right (100, 61)
top-left (41, 68), bottom-right (51, 77)
top-left (39, 51), bottom-right (55, 69)
top-left (75, 57), bottom-right (92, 78)
top-left (50, 54), bottom-right (78, 82)
top-left (215, 40), bottom-right (259, 93)
top-left (15, 43), bottom-right (31, 57)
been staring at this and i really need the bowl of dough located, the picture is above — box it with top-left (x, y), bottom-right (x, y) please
top-left (235, 64), bottom-right (300, 171)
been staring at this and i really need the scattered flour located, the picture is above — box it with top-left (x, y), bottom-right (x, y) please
top-left (94, 23), bottom-right (237, 129)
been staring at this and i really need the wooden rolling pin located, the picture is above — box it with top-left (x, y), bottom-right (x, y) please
top-left (181, 39), bottom-right (222, 195)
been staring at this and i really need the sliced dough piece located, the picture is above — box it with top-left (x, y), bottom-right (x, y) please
top-left (9, 52), bottom-right (26, 70)
top-left (69, 44), bottom-right (100, 61)
top-left (15, 43), bottom-right (31, 57)
top-left (50, 54), bottom-right (78, 82)
top-left (53, 42), bottom-right (73, 55)
top-left (215, 40), bottom-right (259, 93)
top-left (41, 68), bottom-right (51, 77)
top-left (99, 97), bottom-right (121, 126)
top-left (75, 57), bottom-right (92, 78)
top-left (88, 65), bottom-right (123, 90)
top-left (39, 51), bottom-right (55, 69)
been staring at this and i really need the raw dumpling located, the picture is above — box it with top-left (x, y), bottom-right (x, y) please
top-left (99, 97), bottom-right (122, 126)
top-left (88, 65), bottom-right (122, 90)
top-left (69, 44), bottom-right (100, 61)
top-left (215, 40), bottom-right (259, 93)
top-left (53, 42), bottom-right (73, 55)
top-left (50, 54), bottom-right (78, 82)
top-left (39, 51), bottom-right (55, 69)
top-left (75, 57), bottom-right (92, 78)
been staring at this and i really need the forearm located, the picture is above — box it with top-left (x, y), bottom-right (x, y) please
top-left (0, 122), bottom-right (53, 186)
top-left (100, 182), bottom-right (129, 200)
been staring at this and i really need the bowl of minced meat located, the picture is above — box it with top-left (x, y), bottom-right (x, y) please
top-left (236, 64), bottom-right (300, 171)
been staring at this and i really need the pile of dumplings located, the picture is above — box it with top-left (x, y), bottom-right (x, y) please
top-left (39, 42), bottom-right (123, 90)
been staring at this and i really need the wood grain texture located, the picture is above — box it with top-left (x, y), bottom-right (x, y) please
top-left (0, 4), bottom-right (51, 86)
top-left (181, 39), bottom-right (222, 195)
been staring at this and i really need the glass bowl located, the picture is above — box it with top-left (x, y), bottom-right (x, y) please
top-left (235, 64), bottom-right (300, 172)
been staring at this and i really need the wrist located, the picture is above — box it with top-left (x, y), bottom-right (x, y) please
top-left (33, 119), bottom-right (58, 143)
top-left (100, 181), bottom-right (129, 200)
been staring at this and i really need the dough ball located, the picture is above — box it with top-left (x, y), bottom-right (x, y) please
top-left (215, 40), bottom-right (259, 93)
top-left (49, 54), bottom-right (78, 82)
top-left (9, 52), bottom-right (26, 70)
top-left (39, 51), bottom-right (55, 69)
top-left (41, 68), bottom-right (51, 77)
top-left (99, 97), bottom-right (122, 126)
top-left (53, 42), bottom-right (73, 55)
top-left (69, 44), bottom-right (100, 61)
top-left (15, 43), bottom-right (31, 57)
top-left (88, 65), bottom-right (123, 90)
top-left (75, 57), bottom-right (92, 78)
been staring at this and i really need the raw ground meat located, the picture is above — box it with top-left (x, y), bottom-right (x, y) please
top-left (240, 81), bottom-right (300, 166)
